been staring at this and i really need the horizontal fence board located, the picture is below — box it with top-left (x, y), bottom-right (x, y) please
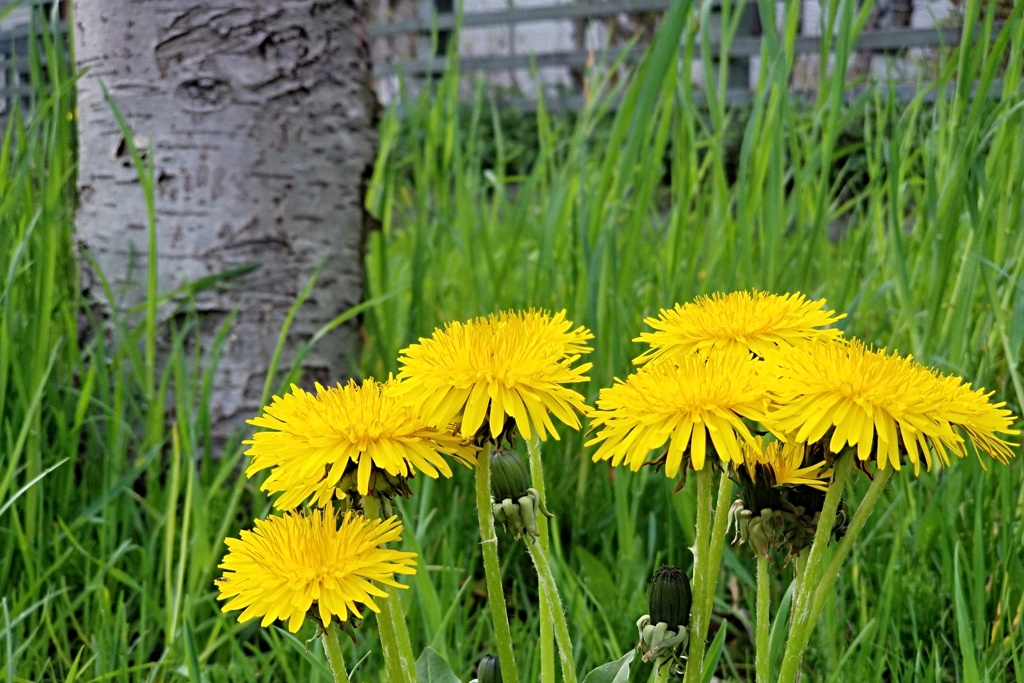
top-left (728, 23), bottom-right (969, 58)
top-left (0, 0), bottom-right (61, 7)
top-left (370, 0), bottom-right (674, 37)
top-left (445, 77), bottom-right (1019, 115)
top-left (374, 24), bottom-right (984, 77)
top-left (0, 20), bottom-right (66, 45)
top-left (376, 46), bottom-right (631, 77)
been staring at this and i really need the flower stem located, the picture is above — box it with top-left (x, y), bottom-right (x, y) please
top-left (806, 467), bottom-right (893, 635)
top-left (702, 472), bottom-right (734, 621)
top-left (322, 622), bottom-right (351, 683)
top-left (372, 592), bottom-right (405, 683)
top-left (362, 495), bottom-right (416, 683)
top-left (683, 469), bottom-right (734, 683)
top-left (387, 585), bottom-right (417, 673)
top-left (475, 442), bottom-right (521, 683)
top-left (681, 466), bottom-right (713, 683)
top-left (527, 539), bottom-right (578, 683)
top-left (527, 435), bottom-right (557, 683)
top-left (755, 555), bottom-right (771, 683)
top-left (776, 452), bottom-right (852, 683)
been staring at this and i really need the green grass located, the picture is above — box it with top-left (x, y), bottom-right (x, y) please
top-left (2, 0), bottom-right (1024, 680)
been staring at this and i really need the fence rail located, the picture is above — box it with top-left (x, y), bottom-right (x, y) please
top-left (372, 23), bottom-right (975, 77)
top-left (0, 0), bottom-right (997, 114)
top-left (369, 0), bottom-right (674, 37)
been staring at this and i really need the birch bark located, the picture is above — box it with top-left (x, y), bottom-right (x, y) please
top-left (75, 0), bottom-right (377, 440)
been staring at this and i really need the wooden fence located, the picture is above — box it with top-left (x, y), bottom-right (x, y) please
top-left (0, 0), bottom-right (994, 116)
top-left (0, 0), bottom-right (65, 116)
top-left (367, 0), bottom-right (979, 105)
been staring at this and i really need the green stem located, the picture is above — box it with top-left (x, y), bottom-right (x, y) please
top-left (683, 469), bottom-right (734, 683)
top-left (527, 540), bottom-right (578, 683)
top-left (387, 584), bottom-right (417, 674)
top-left (528, 435), bottom-right (557, 683)
top-left (806, 467), bottom-right (893, 634)
top-left (776, 452), bottom-right (853, 683)
top-left (362, 496), bottom-right (416, 683)
top-left (755, 555), bottom-right (771, 683)
top-left (377, 593), bottom-right (415, 682)
top-left (322, 622), bottom-right (351, 683)
top-left (702, 472), bottom-right (734, 621)
top-left (681, 466), bottom-right (713, 683)
top-left (475, 442), bottom-right (521, 683)
top-left (790, 550), bottom-right (807, 627)
top-left (374, 603), bottom-right (407, 683)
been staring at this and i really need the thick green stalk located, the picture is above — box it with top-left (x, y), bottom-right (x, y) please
top-left (384, 586), bottom-right (417, 676)
top-left (790, 550), bottom-right (807, 626)
top-left (363, 496), bottom-right (416, 683)
top-left (376, 591), bottom-right (415, 683)
top-left (527, 540), bottom-right (578, 683)
top-left (475, 443), bottom-right (521, 683)
top-left (776, 453), bottom-right (853, 683)
top-left (755, 555), bottom-right (771, 683)
top-left (702, 473), bottom-right (734, 620)
top-left (806, 467), bottom-right (894, 631)
top-left (322, 623), bottom-right (352, 683)
top-left (683, 468), bottom-right (733, 683)
top-left (681, 466), bottom-right (713, 683)
top-left (374, 604), bottom-right (406, 683)
top-left (527, 435), bottom-right (557, 683)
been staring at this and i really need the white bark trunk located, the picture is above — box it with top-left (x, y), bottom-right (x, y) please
top-left (74, 1), bottom-right (376, 440)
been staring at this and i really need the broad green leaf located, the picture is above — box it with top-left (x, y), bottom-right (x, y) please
top-left (582, 650), bottom-right (635, 683)
top-left (416, 647), bottom-right (461, 683)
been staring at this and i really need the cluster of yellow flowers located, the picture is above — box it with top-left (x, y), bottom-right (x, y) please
top-left (589, 290), bottom-right (1017, 480)
top-left (216, 309), bottom-right (593, 633)
top-left (216, 292), bottom-right (1018, 632)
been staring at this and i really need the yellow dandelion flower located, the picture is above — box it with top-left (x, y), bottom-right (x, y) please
top-left (217, 506), bottom-right (417, 633)
top-left (587, 351), bottom-right (769, 475)
top-left (929, 373), bottom-right (1018, 466)
top-left (740, 438), bottom-right (830, 491)
top-left (634, 290), bottom-right (845, 365)
top-left (768, 340), bottom-right (1019, 473)
top-left (246, 379), bottom-right (477, 510)
top-left (733, 439), bottom-right (835, 556)
top-left (392, 309), bottom-right (593, 442)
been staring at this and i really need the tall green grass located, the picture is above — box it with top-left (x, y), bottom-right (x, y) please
top-left (1, 0), bottom-right (1022, 680)
top-left (364, 0), bottom-right (1024, 679)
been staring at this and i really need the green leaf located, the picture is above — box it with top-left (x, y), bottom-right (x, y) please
top-left (581, 650), bottom-right (635, 683)
top-left (953, 544), bottom-right (981, 683)
top-left (416, 647), bottom-right (461, 683)
top-left (701, 622), bottom-right (729, 683)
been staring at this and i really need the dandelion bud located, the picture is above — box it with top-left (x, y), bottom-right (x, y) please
top-left (648, 565), bottom-right (692, 629)
top-left (490, 448), bottom-right (530, 502)
top-left (489, 448), bottom-right (554, 541)
top-left (476, 654), bottom-right (502, 683)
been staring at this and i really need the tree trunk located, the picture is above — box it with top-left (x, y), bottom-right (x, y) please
top-left (74, 0), bottom-right (376, 442)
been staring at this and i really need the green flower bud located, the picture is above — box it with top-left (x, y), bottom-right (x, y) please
top-left (477, 654), bottom-right (502, 683)
top-left (648, 565), bottom-right (692, 629)
top-left (490, 447), bottom-right (530, 502)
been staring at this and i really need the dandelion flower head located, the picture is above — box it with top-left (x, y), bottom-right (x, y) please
top-left (392, 309), bottom-right (593, 442)
top-left (587, 350), bottom-right (769, 475)
top-left (740, 438), bottom-right (831, 492)
top-left (768, 339), bottom-right (1018, 473)
top-left (246, 378), bottom-right (477, 510)
top-left (217, 506), bottom-right (417, 633)
top-left (634, 290), bottom-right (845, 365)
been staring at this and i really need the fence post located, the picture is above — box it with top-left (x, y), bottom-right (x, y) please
top-left (711, 0), bottom-right (760, 91)
top-left (417, 0), bottom-right (434, 63)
